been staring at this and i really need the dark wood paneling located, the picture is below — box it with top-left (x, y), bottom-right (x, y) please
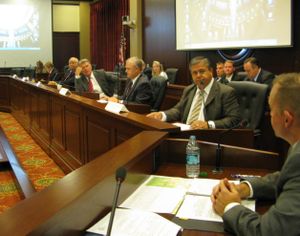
top-left (51, 97), bottom-right (64, 147)
top-left (143, 0), bottom-right (189, 84)
top-left (0, 76), bottom-right (10, 110)
top-left (143, 0), bottom-right (300, 84)
top-left (53, 32), bottom-right (80, 72)
top-left (65, 107), bottom-right (82, 163)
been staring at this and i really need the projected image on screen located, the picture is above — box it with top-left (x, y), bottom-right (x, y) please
top-left (176, 0), bottom-right (292, 50)
top-left (0, 4), bottom-right (39, 50)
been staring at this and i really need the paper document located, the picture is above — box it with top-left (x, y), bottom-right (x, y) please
top-left (120, 175), bottom-right (188, 213)
top-left (176, 193), bottom-right (255, 222)
top-left (172, 122), bottom-right (191, 131)
top-left (86, 208), bottom-right (182, 236)
top-left (187, 178), bottom-right (239, 196)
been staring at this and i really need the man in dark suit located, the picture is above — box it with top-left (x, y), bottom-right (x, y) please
top-left (147, 56), bottom-right (241, 129)
top-left (74, 59), bottom-right (114, 97)
top-left (107, 56), bottom-right (153, 105)
top-left (243, 57), bottom-right (275, 86)
top-left (44, 61), bottom-right (60, 82)
top-left (218, 60), bottom-right (243, 84)
top-left (60, 57), bottom-right (78, 90)
top-left (211, 73), bottom-right (300, 236)
top-left (214, 61), bottom-right (225, 82)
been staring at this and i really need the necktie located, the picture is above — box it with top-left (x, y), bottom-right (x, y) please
top-left (124, 80), bottom-right (133, 99)
top-left (187, 90), bottom-right (204, 125)
top-left (88, 77), bottom-right (94, 92)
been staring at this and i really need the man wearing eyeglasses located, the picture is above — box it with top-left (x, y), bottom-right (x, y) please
top-left (147, 56), bottom-right (241, 129)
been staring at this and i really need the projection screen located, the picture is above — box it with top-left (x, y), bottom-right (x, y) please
top-left (176, 0), bottom-right (292, 50)
top-left (0, 0), bottom-right (52, 67)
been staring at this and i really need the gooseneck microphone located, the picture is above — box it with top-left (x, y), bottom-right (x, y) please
top-left (106, 167), bottom-right (127, 236)
top-left (212, 120), bottom-right (248, 174)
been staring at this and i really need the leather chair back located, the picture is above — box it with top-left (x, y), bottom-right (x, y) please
top-left (227, 81), bottom-right (268, 131)
top-left (150, 76), bottom-right (168, 111)
top-left (165, 68), bottom-right (179, 84)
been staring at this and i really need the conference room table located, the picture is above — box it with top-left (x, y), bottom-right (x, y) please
top-left (0, 75), bottom-right (264, 173)
top-left (0, 130), bottom-right (280, 235)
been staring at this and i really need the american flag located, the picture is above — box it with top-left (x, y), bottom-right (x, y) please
top-left (118, 29), bottom-right (126, 65)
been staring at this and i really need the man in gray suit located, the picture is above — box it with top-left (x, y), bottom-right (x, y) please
top-left (211, 73), bottom-right (300, 235)
top-left (147, 56), bottom-right (241, 129)
top-left (75, 59), bottom-right (114, 97)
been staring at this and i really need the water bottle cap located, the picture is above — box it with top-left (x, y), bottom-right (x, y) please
top-left (190, 135), bottom-right (196, 140)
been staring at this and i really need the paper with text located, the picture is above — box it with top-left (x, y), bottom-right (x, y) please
top-left (87, 208), bottom-right (182, 236)
top-left (120, 175), bottom-right (188, 213)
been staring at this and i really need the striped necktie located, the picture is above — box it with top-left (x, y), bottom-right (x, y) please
top-left (88, 77), bottom-right (94, 92)
top-left (124, 80), bottom-right (133, 99)
top-left (187, 90), bottom-right (204, 125)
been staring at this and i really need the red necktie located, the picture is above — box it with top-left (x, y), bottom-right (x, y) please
top-left (88, 77), bottom-right (94, 92)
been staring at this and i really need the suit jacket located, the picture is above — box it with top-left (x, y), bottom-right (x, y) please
top-left (245, 69), bottom-right (275, 86)
top-left (223, 141), bottom-right (300, 236)
top-left (121, 74), bottom-right (153, 105)
top-left (219, 72), bottom-right (244, 84)
top-left (61, 70), bottom-right (75, 90)
top-left (164, 80), bottom-right (241, 128)
top-left (48, 68), bottom-right (60, 82)
top-left (75, 70), bottom-right (114, 97)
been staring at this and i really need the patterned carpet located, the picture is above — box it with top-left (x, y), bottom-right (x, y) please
top-left (0, 112), bottom-right (65, 213)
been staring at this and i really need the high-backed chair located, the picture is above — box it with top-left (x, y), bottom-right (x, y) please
top-left (165, 68), bottom-right (179, 84)
top-left (150, 76), bottom-right (168, 111)
top-left (227, 81), bottom-right (268, 136)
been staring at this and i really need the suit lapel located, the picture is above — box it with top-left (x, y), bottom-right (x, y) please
top-left (205, 80), bottom-right (217, 106)
top-left (182, 86), bottom-right (197, 122)
top-left (127, 74), bottom-right (142, 98)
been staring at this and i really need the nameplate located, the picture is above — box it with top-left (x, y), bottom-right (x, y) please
top-left (105, 101), bottom-right (129, 113)
top-left (59, 88), bottom-right (70, 96)
top-left (36, 81), bottom-right (41, 87)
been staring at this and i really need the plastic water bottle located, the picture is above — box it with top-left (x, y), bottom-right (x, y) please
top-left (186, 135), bottom-right (200, 178)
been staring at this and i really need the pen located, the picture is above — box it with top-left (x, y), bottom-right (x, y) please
top-left (231, 174), bottom-right (261, 179)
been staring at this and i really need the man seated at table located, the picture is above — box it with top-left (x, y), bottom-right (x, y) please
top-left (147, 56), bottom-right (241, 129)
top-left (74, 59), bottom-right (114, 97)
top-left (211, 73), bottom-right (300, 235)
top-left (105, 56), bottom-right (153, 105)
top-left (61, 57), bottom-right (79, 90)
top-left (243, 57), bottom-right (275, 86)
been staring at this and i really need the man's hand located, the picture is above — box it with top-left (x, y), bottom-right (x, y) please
top-left (211, 178), bottom-right (241, 216)
top-left (146, 112), bottom-right (163, 120)
top-left (75, 66), bottom-right (82, 77)
top-left (190, 120), bottom-right (208, 129)
top-left (107, 97), bottom-right (119, 103)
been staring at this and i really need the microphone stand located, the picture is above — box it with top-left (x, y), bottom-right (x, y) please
top-left (106, 179), bottom-right (122, 236)
top-left (212, 120), bottom-right (248, 174)
top-left (212, 138), bottom-right (223, 174)
top-left (106, 167), bottom-right (127, 236)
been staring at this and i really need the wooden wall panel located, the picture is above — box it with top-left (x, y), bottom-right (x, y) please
top-left (65, 107), bottom-right (82, 164)
top-left (0, 77), bottom-right (9, 110)
top-left (51, 97), bottom-right (64, 147)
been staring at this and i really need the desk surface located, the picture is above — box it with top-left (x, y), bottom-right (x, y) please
top-left (0, 131), bottom-right (277, 236)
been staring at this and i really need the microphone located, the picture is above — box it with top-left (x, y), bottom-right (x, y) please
top-left (212, 119), bottom-right (248, 174)
top-left (106, 167), bottom-right (127, 236)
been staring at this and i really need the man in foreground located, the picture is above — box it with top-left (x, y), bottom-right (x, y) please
top-left (211, 73), bottom-right (300, 235)
top-left (147, 56), bottom-right (241, 129)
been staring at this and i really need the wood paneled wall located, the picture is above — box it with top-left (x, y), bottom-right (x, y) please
top-left (143, 0), bottom-right (300, 85)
